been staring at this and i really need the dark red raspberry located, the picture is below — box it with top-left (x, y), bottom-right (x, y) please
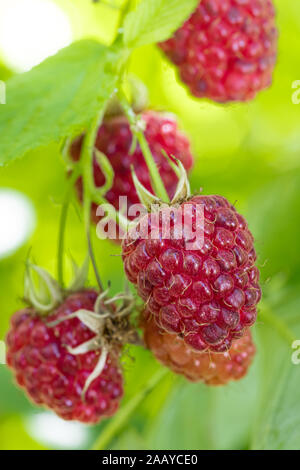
top-left (122, 195), bottom-right (261, 353)
top-left (142, 312), bottom-right (256, 385)
top-left (6, 290), bottom-right (123, 424)
top-left (70, 111), bottom-right (193, 224)
top-left (159, 0), bottom-right (277, 102)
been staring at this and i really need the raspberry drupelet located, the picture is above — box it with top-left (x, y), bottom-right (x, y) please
top-left (122, 195), bottom-right (261, 353)
top-left (70, 111), bottom-right (194, 225)
top-left (142, 312), bottom-right (256, 385)
top-left (6, 290), bottom-right (123, 424)
top-left (159, 0), bottom-right (277, 102)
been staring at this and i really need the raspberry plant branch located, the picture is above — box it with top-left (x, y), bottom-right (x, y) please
top-left (87, 230), bottom-right (104, 292)
top-left (91, 368), bottom-right (169, 450)
top-left (81, 110), bottom-right (107, 292)
top-left (78, 113), bottom-right (129, 233)
top-left (57, 164), bottom-right (81, 288)
top-left (118, 91), bottom-right (170, 203)
top-left (93, 0), bottom-right (123, 11)
top-left (79, 108), bottom-right (129, 291)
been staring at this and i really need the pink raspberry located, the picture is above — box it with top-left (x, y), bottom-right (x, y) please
top-left (70, 111), bottom-right (194, 225)
top-left (6, 290), bottom-right (123, 424)
top-left (122, 195), bottom-right (261, 353)
top-left (159, 0), bottom-right (277, 102)
top-left (142, 312), bottom-right (256, 385)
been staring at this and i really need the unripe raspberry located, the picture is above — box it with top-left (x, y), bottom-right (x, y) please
top-left (122, 195), bottom-right (261, 353)
top-left (159, 0), bottom-right (277, 102)
top-left (70, 111), bottom-right (194, 225)
top-left (142, 312), bottom-right (256, 385)
top-left (6, 290), bottom-right (123, 424)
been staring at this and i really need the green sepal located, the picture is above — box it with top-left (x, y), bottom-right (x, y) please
top-left (170, 157), bottom-right (191, 204)
top-left (94, 150), bottom-right (115, 198)
top-left (60, 137), bottom-right (75, 171)
top-left (24, 263), bottom-right (63, 314)
top-left (131, 165), bottom-right (161, 211)
top-left (68, 256), bottom-right (90, 293)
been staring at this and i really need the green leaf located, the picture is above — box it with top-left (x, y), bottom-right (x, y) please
top-left (123, 0), bottom-right (198, 48)
top-left (145, 366), bottom-right (259, 450)
top-left (254, 363), bottom-right (300, 450)
top-left (0, 40), bottom-right (123, 167)
top-left (251, 314), bottom-right (300, 450)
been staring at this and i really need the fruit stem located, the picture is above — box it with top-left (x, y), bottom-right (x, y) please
top-left (118, 0), bottom-right (135, 26)
top-left (80, 108), bottom-right (130, 238)
top-left (91, 368), bottom-right (169, 450)
top-left (57, 164), bottom-right (81, 288)
top-left (93, 0), bottom-right (123, 11)
top-left (118, 91), bottom-right (170, 203)
top-left (81, 110), bottom-right (106, 292)
top-left (87, 227), bottom-right (104, 292)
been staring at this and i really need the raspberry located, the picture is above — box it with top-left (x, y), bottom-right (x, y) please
top-left (6, 290), bottom-right (123, 424)
top-left (122, 195), bottom-right (261, 353)
top-left (159, 0), bottom-right (277, 102)
top-left (142, 312), bottom-right (256, 384)
top-left (70, 111), bottom-right (194, 225)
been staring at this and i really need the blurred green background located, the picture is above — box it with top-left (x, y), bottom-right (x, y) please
top-left (0, 0), bottom-right (300, 450)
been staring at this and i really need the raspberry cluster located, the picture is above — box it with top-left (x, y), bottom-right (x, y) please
top-left (122, 195), bottom-right (261, 353)
top-left (159, 0), bottom-right (277, 102)
top-left (6, 290), bottom-right (123, 424)
top-left (4, 0), bottom-right (273, 429)
top-left (70, 111), bottom-right (194, 224)
top-left (142, 312), bottom-right (255, 384)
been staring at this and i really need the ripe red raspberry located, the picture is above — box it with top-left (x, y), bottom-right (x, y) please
top-left (122, 195), bottom-right (261, 353)
top-left (6, 290), bottom-right (123, 424)
top-left (159, 0), bottom-right (277, 102)
top-left (142, 313), bottom-right (256, 385)
top-left (70, 111), bottom-right (193, 224)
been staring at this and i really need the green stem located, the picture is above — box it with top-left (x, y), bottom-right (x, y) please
top-left (120, 0), bottom-right (135, 20)
top-left (81, 111), bottom-right (106, 292)
top-left (259, 301), bottom-right (296, 345)
top-left (87, 225), bottom-right (104, 292)
top-left (81, 109), bottom-right (130, 253)
top-left (57, 165), bottom-right (81, 288)
top-left (91, 368), bottom-right (169, 450)
top-left (98, 0), bottom-right (122, 11)
top-left (119, 92), bottom-right (170, 203)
